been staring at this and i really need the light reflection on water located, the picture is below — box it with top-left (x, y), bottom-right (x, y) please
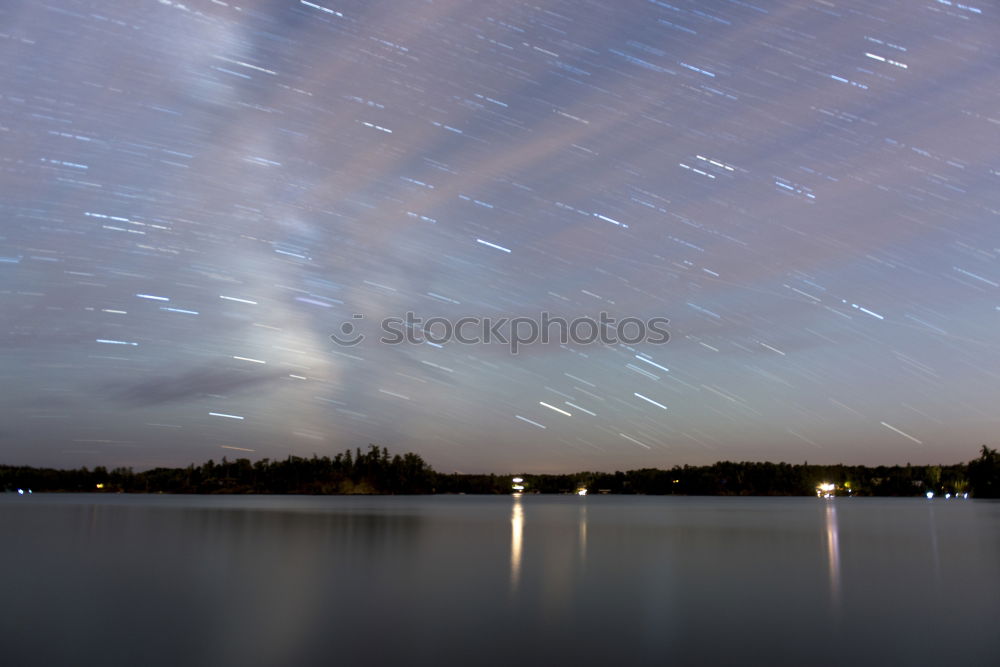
top-left (824, 501), bottom-right (841, 609)
top-left (510, 495), bottom-right (523, 590)
top-left (1, 495), bottom-right (999, 666)
top-left (927, 500), bottom-right (943, 585)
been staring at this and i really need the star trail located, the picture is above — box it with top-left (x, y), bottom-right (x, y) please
top-left (1, 0), bottom-right (998, 472)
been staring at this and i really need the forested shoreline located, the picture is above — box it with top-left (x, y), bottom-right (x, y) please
top-left (3, 445), bottom-right (999, 497)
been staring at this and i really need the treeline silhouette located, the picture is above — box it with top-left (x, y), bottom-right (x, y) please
top-left (3, 445), bottom-right (999, 497)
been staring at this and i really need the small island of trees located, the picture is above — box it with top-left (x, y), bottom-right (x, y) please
top-left (2, 445), bottom-right (999, 498)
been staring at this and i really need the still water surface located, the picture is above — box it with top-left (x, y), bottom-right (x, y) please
top-left (2, 494), bottom-right (998, 666)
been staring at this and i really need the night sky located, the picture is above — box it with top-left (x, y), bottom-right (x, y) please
top-left (2, 0), bottom-right (998, 472)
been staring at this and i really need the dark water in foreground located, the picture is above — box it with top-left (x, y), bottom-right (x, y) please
top-left (1, 495), bottom-right (998, 666)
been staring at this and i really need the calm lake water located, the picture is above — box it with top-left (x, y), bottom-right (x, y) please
top-left (1, 494), bottom-right (998, 666)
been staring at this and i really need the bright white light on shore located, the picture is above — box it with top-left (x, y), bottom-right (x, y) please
top-left (577, 488), bottom-right (588, 496)
top-left (512, 477), bottom-right (523, 483)
top-left (926, 491), bottom-right (934, 499)
top-left (816, 482), bottom-right (836, 498)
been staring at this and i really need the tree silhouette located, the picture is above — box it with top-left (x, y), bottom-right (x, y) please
top-left (968, 446), bottom-right (1000, 498)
